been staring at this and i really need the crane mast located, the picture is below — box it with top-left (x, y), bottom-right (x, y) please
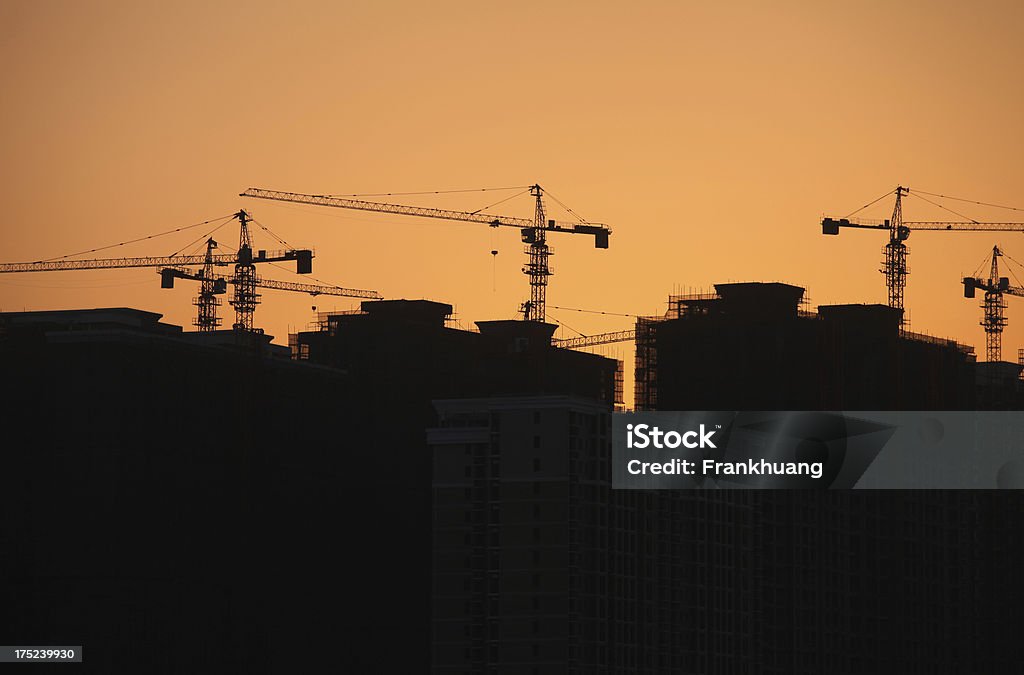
top-left (523, 185), bottom-right (551, 322)
top-left (962, 245), bottom-right (1024, 362)
top-left (195, 238), bottom-right (225, 331)
top-left (230, 210), bottom-right (260, 331)
top-left (240, 185), bottom-right (611, 324)
top-left (882, 186), bottom-right (909, 314)
top-left (982, 247), bottom-right (1007, 362)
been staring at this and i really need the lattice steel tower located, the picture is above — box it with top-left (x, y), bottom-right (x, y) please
top-left (230, 210), bottom-right (260, 332)
top-left (881, 185), bottom-right (910, 320)
top-left (193, 238), bottom-right (224, 331)
top-left (520, 184), bottom-right (552, 322)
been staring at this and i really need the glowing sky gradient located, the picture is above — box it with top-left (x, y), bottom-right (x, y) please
top-left (2, 1), bottom-right (1023, 401)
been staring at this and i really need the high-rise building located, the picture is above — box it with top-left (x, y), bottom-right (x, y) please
top-left (636, 282), bottom-right (977, 411)
top-left (428, 397), bottom-right (760, 675)
top-left (630, 283), bottom-right (1024, 673)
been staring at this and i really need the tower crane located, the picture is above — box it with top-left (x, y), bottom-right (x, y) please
top-left (821, 186), bottom-right (1024, 320)
top-left (160, 238), bottom-right (380, 331)
top-left (0, 210), bottom-right (379, 332)
top-left (239, 185), bottom-right (611, 323)
top-left (962, 245), bottom-right (1024, 362)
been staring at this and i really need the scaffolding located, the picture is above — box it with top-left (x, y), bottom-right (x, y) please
top-left (287, 332), bottom-right (310, 361)
top-left (614, 359), bottom-right (624, 409)
top-left (901, 329), bottom-right (975, 358)
top-left (315, 309), bottom-right (366, 334)
top-left (633, 283), bottom-right (981, 410)
top-left (634, 316), bottom-right (660, 411)
top-left (634, 286), bottom-right (815, 410)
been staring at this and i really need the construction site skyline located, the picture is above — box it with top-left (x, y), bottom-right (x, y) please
top-left (3, 183), bottom-right (1023, 404)
top-left (2, 1), bottom-right (1023, 369)
top-left (5, 4), bottom-right (1024, 671)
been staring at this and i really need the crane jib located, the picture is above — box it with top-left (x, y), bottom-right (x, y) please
top-left (240, 187), bottom-right (612, 247)
top-left (822, 216), bottom-right (1024, 235)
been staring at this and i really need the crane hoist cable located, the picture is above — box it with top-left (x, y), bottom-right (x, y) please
top-left (844, 189), bottom-right (896, 219)
top-left (912, 189), bottom-right (1024, 213)
top-left (470, 188), bottom-right (532, 215)
top-left (169, 216), bottom-right (240, 257)
top-left (546, 304), bottom-right (642, 318)
top-left (327, 185), bottom-right (530, 198)
top-left (38, 213), bottom-right (237, 263)
top-left (907, 191), bottom-right (979, 223)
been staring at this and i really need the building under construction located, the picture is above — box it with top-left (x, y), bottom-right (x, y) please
top-left (4, 291), bottom-right (1024, 673)
top-left (634, 282), bottom-right (1006, 411)
top-left (290, 299), bottom-right (622, 407)
top-left (623, 281), bottom-right (1024, 674)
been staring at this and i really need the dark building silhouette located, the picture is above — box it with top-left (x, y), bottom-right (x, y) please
top-left (636, 282), bottom-right (977, 411)
top-left (291, 299), bottom-right (619, 407)
top-left (1, 303), bottom-right (621, 673)
top-left (630, 282), bottom-right (1024, 673)
top-left (428, 396), bottom-right (614, 672)
top-left (428, 399), bottom-right (761, 674)
top-left (4, 296), bottom-right (1024, 674)
top-left (0, 308), bottom-right (360, 672)
top-left (290, 299), bottom-right (621, 671)
top-left (976, 360), bottom-right (1024, 409)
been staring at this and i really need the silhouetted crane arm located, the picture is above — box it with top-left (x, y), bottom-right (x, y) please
top-left (0, 254), bottom-right (236, 273)
top-left (905, 221), bottom-right (1024, 231)
top-left (0, 249), bottom-right (311, 274)
top-left (254, 278), bottom-right (380, 299)
top-left (239, 188), bottom-right (612, 240)
top-left (1004, 285), bottom-right (1024, 298)
top-left (553, 329), bottom-right (635, 349)
top-left (823, 217), bottom-right (1024, 234)
top-left (160, 267), bottom-right (380, 299)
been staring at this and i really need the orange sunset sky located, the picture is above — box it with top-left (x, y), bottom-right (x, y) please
top-left (2, 1), bottom-right (1023, 397)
